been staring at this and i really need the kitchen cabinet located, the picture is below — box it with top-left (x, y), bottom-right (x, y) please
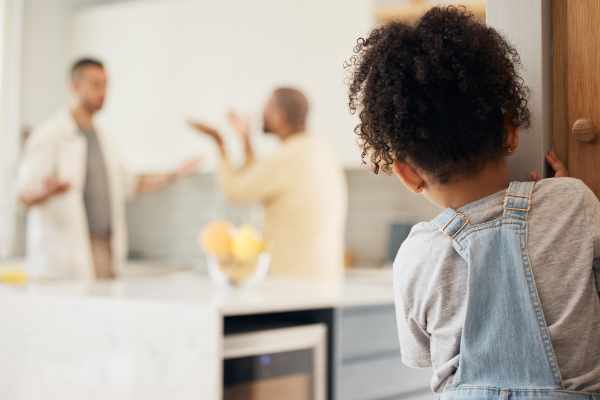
top-left (553, 0), bottom-right (600, 198)
top-left (225, 303), bottom-right (432, 400)
top-left (335, 305), bottom-right (432, 400)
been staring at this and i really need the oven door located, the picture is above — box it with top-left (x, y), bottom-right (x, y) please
top-left (223, 324), bottom-right (326, 400)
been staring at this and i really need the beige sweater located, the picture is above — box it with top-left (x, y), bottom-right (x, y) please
top-left (218, 134), bottom-right (347, 281)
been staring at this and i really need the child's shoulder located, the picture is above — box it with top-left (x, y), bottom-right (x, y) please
top-left (533, 177), bottom-right (600, 228)
top-left (393, 221), bottom-right (462, 294)
top-left (402, 221), bottom-right (449, 246)
top-left (533, 177), bottom-right (594, 210)
top-left (396, 220), bottom-right (455, 264)
top-left (535, 176), bottom-right (588, 194)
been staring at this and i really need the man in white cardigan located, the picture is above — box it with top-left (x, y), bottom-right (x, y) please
top-left (18, 58), bottom-right (198, 280)
top-left (189, 87), bottom-right (348, 281)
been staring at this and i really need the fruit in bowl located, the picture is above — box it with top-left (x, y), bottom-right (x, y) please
top-left (200, 221), bottom-right (234, 259)
top-left (199, 221), bottom-right (269, 287)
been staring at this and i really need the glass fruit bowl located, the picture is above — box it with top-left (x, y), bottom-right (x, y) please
top-left (200, 221), bottom-right (269, 287)
top-left (207, 253), bottom-right (270, 288)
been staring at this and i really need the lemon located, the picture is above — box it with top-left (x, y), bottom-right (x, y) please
top-left (199, 221), bottom-right (233, 259)
top-left (0, 269), bottom-right (28, 286)
top-left (231, 225), bottom-right (265, 263)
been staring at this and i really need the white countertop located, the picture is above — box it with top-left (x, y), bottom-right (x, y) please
top-left (0, 264), bottom-right (394, 400)
top-left (1, 268), bottom-right (394, 316)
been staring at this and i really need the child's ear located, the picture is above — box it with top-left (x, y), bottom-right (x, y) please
top-left (505, 124), bottom-right (520, 154)
top-left (392, 160), bottom-right (426, 194)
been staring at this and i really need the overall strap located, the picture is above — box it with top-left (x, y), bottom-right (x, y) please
top-left (503, 181), bottom-right (536, 220)
top-left (433, 181), bottom-right (535, 238)
top-left (432, 208), bottom-right (470, 239)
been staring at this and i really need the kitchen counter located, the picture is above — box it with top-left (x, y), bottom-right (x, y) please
top-left (0, 267), bottom-right (395, 400)
top-left (6, 269), bottom-right (393, 316)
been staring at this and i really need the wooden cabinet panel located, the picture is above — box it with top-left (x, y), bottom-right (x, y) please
top-left (554, 0), bottom-right (600, 198)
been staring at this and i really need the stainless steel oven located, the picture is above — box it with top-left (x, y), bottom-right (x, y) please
top-left (223, 324), bottom-right (326, 400)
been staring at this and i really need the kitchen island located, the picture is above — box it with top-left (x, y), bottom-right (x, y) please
top-left (0, 268), bottom-right (431, 400)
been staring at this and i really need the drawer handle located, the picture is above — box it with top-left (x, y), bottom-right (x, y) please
top-left (572, 118), bottom-right (597, 143)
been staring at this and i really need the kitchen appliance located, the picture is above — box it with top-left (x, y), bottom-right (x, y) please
top-left (223, 324), bottom-right (326, 400)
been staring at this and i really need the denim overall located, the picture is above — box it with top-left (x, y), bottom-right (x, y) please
top-left (432, 182), bottom-right (600, 400)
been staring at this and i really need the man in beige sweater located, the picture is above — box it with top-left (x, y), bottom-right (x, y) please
top-left (189, 87), bottom-right (347, 281)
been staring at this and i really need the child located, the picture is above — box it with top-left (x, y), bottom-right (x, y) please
top-left (347, 6), bottom-right (600, 399)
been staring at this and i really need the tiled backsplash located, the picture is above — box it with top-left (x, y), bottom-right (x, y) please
top-left (125, 174), bottom-right (264, 268)
top-left (126, 170), bottom-right (440, 268)
top-left (12, 170), bottom-right (440, 268)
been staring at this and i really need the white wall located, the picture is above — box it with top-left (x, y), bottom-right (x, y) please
top-left (69, 0), bottom-right (372, 170)
top-left (0, 0), bottom-right (24, 256)
top-left (20, 0), bottom-right (126, 126)
top-left (20, 0), bottom-right (72, 126)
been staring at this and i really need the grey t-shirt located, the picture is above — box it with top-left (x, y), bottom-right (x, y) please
top-left (394, 178), bottom-right (600, 393)
top-left (81, 128), bottom-right (112, 238)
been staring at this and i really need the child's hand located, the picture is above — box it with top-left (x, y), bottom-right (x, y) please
top-left (528, 150), bottom-right (569, 181)
top-left (546, 150), bottom-right (569, 177)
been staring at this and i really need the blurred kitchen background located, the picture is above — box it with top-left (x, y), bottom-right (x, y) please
top-left (0, 0), bottom-right (468, 271)
top-left (1, 1), bottom-right (565, 400)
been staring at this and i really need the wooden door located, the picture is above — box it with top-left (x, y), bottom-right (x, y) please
top-left (553, 0), bottom-right (600, 198)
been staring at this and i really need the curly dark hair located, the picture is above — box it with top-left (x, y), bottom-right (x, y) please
top-left (346, 6), bottom-right (530, 182)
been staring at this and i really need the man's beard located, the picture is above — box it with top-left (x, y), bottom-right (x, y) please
top-left (84, 99), bottom-right (104, 114)
top-left (262, 117), bottom-right (274, 134)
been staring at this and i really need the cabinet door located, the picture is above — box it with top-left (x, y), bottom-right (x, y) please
top-left (335, 305), bottom-right (431, 400)
top-left (553, 0), bottom-right (600, 198)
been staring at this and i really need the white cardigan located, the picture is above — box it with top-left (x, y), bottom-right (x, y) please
top-left (17, 109), bottom-right (137, 280)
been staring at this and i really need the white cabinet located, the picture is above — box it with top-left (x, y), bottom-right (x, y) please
top-left (69, 0), bottom-right (372, 171)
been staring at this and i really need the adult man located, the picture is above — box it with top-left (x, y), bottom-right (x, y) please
top-left (18, 58), bottom-right (198, 280)
top-left (189, 87), bottom-right (347, 281)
